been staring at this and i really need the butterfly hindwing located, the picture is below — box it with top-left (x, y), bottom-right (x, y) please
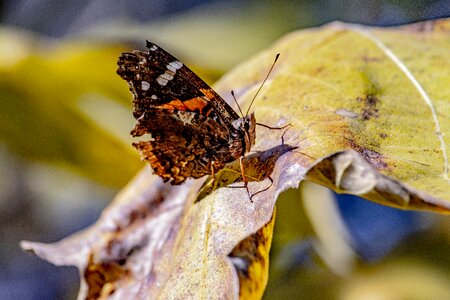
top-left (132, 109), bottom-right (236, 183)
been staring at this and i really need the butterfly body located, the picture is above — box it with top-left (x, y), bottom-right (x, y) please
top-left (117, 41), bottom-right (256, 184)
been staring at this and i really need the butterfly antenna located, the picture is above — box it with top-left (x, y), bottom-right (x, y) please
top-left (245, 53), bottom-right (280, 116)
top-left (231, 90), bottom-right (244, 118)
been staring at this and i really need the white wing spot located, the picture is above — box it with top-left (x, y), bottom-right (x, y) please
top-left (157, 77), bottom-right (168, 86)
top-left (149, 45), bottom-right (158, 51)
top-left (157, 67), bottom-right (177, 85)
top-left (167, 64), bottom-right (176, 73)
top-left (141, 81), bottom-right (150, 91)
top-left (151, 95), bottom-right (158, 100)
top-left (137, 112), bottom-right (146, 121)
top-left (160, 73), bottom-right (174, 81)
top-left (177, 112), bottom-right (195, 125)
top-left (169, 60), bottom-right (183, 70)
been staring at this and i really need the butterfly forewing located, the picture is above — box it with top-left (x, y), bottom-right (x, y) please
top-left (117, 41), bottom-right (239, 124)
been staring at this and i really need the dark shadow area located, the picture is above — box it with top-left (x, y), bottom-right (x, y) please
top-left (196, 143), bottom-right (297, 202)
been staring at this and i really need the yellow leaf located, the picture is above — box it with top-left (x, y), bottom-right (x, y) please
top-left (215, 18), bottom-right (450, 212)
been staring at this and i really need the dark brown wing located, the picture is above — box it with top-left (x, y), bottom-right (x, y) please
top-left (131, 109), bottom-right (239, 184)
top-left (117, 41), bottom-right (240, 127)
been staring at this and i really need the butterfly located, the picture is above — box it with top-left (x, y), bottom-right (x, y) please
top-left (117, 41), bottom-right (280, 197)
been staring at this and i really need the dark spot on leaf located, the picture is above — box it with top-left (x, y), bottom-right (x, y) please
top-left (314, 66), bottom-right (324, 74)
top-left (379, 133), bottom-right (388, 138)
top-left (361, 149), bottom-right (388, 169)
top-left (114, 191), bottom-right (164, 233)
top-left (348, 139), bottom-right (388, 170)
top-left (84, 256), bottom-right (129, 299)
top-left (357, 94), bottom-right (379, 120)
top-left (362, 55), bottom-right (383, 62)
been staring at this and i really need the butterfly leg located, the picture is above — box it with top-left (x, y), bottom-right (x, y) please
top-left (211, 161), bottom-right (217, 180)
top-left (210, 161), bottom-right (221, 190)
top-left (281, 125), bottom-right (291, 145)
top-left (250, 176), bottom-right (273, 201)
top-left (239, 156), bottom-right (252, 202)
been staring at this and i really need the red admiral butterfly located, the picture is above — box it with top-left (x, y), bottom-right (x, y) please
top-left (117, 41), bottom-right (280, 197)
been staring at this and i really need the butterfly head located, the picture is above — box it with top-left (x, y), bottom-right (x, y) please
top-left (232, 113), bottom-right (256, 153)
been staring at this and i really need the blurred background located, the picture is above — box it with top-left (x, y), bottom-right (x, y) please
top-left (0, 0), bottom-right (449, 299)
